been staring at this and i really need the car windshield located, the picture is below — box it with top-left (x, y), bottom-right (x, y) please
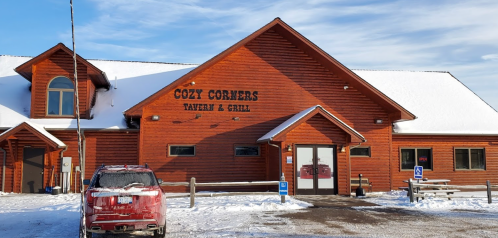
top-left (94, 171), bottom-right (158, 188)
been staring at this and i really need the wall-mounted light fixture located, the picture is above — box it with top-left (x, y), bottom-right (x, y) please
top-left (286, 144), bottom-right (292, 152)
top-left (191, 81), bottom-right (195, 86)
top-left (151, 115), bottom-right (160, 121)
top-left (232, 117), bottom-right (240, 121)
top-left (374, 119), bottom-right (383, 124)
top-left (341, 145), bottom-right (346, 153)
top-left (195, 114), bottom-right (202, 119)
top-left (344, 85), bottom-right (349, 90)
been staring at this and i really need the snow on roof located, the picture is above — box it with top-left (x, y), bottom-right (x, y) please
top-left (2, 54), bottom-right (498, 135)
top-left (0, 55), bottom-right (197, 130)
top-left (353, 70), bottom-right (498, 135)
top-left (257, 105), bottom-right (365, 142)
top-left (0, 121), bottom-right (66, 148)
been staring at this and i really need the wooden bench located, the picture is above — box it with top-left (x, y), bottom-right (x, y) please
top-left (351, 178), bottom-right (372, 192)
top-left (418, 189), bottom-right (460, 195)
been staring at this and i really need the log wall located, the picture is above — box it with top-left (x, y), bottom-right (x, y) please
top-left (31, 49), bottom-right (93, 119)
top-left (140, 28), bottom-right (391, 194)
top-left (392, 135), bottom-right (498, 189)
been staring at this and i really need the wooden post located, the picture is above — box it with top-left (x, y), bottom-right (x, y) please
top-left (190, 177), bottom-right (196, 208)
top-left (408, 178), bottom-right (414, 203)
top-left (487, 180), bottom-right (492, 204)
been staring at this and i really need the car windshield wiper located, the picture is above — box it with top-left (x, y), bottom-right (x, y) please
top-left (123, 182), bottom-right (145, 189)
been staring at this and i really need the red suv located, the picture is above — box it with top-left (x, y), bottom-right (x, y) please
top-left (83, 164), bottom-right (166, 238)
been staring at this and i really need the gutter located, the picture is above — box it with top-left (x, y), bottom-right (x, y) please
top-left (1, 148), bottom-right (5, 192)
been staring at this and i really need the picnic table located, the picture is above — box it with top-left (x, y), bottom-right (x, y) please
top-left (402, 179), bottom-right (459, 201)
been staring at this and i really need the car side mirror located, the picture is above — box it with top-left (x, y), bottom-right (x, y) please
top-left (157, 179), bottom-right (163, 184)
top-left (83, 179), bottom-right (90, 185)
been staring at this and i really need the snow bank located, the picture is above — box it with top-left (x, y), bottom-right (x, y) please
top-left (362, 191), bottom-right (498, 213)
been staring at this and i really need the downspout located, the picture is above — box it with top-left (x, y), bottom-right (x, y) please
top-left (81, 129), bottom-right (86, 184)
top-left (1, 148), bottom-right (6, 192)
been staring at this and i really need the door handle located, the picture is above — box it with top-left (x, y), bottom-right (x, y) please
top-left (314, 168), bottom-right (318, 175)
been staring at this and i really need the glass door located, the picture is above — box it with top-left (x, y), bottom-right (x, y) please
top-left (296, 145), bottom-right (336, 195)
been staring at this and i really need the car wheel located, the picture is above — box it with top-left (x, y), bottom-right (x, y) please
top-left (154, 220), bottom-right (166, 238)
top-left (85, 231), bottom-right (92, 238)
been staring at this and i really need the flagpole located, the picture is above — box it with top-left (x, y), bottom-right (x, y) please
top-left (69, 1), bottom-right (86, 237)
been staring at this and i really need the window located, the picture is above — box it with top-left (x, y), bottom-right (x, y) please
top-left (455, 148), bottom-right (485, 170)
top-left (235, 146), bottom-right (260, 156)
top-left (93, 171), bottom-right (158, 188)
top-left (47, 77), bottom-right (74, 116)
top-left (401, 148), bottom-right (432, 170)
top-left (169, 145), bottom-right (195, 156)
top-left (350, 147), bottom-right (370, 157)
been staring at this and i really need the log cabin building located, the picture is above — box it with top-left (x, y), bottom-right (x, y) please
top-left (1, 18), bottom-right (498, 195)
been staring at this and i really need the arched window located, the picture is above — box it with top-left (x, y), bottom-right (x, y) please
top-left (47, 77), bottom-right (74, 116)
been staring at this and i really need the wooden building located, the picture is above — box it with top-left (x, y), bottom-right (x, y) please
top-left (1, 18), bottom-right (498, 195)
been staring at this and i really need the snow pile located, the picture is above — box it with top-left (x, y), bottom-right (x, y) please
top-left (363, 190), bottom-right (498, 213)
top-left (169, 195), bottom-right (311, 212)
top-left (0, 193), bottom-right (80, 238)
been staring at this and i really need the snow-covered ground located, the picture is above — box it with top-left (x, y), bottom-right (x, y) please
top-left (1, 191), bottom-right (498, 237)
top-left (364, 190), bottom-right (498, 212)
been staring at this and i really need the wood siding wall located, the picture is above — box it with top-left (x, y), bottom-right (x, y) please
top-left (392, 135), bottom-right (498, 189)
top-left (0, 130), bottom-right (138, 193)
top-left (140, 29), bottom-right (391, 194)
top-left (283, 114), bottom-right (347, 194)
top-left (31, 49), bottom-right (94, 119)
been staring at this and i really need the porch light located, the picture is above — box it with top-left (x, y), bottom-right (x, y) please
top-left (286, 144), bottom-right (292, 152)
top-left (374, 119), bottom-right (383, 124)
top-left (151, 115), bottom-right (160, 121)
top-left (232, 117), bottom-right (240, 121)
top-left (195, 114), bottom-right (202, 119)
top-left (341, 145), bottom-right (346, 153)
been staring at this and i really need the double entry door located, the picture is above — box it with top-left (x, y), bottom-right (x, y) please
top-left (296, 145), bottom-right (336, 195)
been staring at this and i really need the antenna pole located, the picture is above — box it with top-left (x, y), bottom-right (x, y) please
top-left (70, 1), bottom-right (86, 237)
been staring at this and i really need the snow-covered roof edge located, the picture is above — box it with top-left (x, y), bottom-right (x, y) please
top-left (257, 105), bottom-right (366, 142)
top-left (0, 121), bottom-right (66, 148)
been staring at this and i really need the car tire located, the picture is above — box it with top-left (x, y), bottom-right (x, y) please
top-left (154, 220), bottom-right (166, 238)
top-left (85, 232), bottom-right (92, 238)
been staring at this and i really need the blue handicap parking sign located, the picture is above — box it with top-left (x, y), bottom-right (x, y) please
top-left (279, 181), bottom-right (288, 196)
top-left (414, 166), bottom-right (423, 179)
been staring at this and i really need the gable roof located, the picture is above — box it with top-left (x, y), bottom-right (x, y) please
top-left (257, 105), bottom-right (366, 143)
top-left (0, 121), bottom-right (66, 148)
top-left (14, 43), bottom-right (111, 89)
top-left (354, 70), bottom-right (498, 135)
top-left (123, 18), bottom-right (415, 121)
top-left (0, 55), bottom-right (197, 130)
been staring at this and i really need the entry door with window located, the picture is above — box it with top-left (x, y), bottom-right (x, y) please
top-left (22, 148), bottom-right (45, 193)
top-left (296, 145), bottom-right (336, 195)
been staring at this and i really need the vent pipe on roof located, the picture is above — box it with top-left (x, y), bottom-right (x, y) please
top-left (114, 76), bottom-right (117, 90)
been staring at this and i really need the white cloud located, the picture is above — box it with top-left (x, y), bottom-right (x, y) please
top-left (482, 54), bottom-right (498, 61)
top-left (60, 0), bottom-right (498, 109)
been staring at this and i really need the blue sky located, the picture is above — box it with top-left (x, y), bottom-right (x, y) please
top-left (1, 0), bottom-right (497, 110)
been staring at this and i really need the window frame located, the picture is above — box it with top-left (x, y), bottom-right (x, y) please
top-left (46, 76), bottom-right (75, 117)
top-left (350, 146), bottom-right (371, 157)
top-left (234, 145), bottom-right (260, 157)
top-left (399, 147), bottom-right (433, 171)
top-left (454, 147), bottom-right (486, 171)
top-left (168, 145), bottom-right (196, 157)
